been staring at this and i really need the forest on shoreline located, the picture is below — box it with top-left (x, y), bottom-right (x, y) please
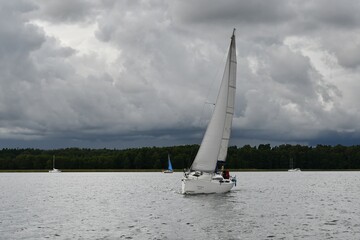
top-left (1, 144), bottom-right (360, 170)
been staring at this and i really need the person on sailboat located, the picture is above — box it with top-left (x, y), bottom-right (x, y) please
top-left (222, 169), bottom-right (230, 179)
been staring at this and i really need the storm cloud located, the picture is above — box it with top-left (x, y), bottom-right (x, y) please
top-left (1, 0), bottom-right (360, 149)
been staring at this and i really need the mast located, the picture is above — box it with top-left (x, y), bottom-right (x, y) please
top-left (218, 28), bottom-right (236, 164)
top-left (190, 29), bottom-right (237, 172)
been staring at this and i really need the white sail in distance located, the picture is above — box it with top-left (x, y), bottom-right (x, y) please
top-left (191, 30), bottom-right (237, 172)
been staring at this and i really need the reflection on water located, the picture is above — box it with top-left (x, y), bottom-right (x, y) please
top-left (1, 172), bottom-right (360, 239)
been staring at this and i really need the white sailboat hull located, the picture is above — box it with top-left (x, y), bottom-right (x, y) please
top-left (50, 155), bottom-right (61, 173)
top-left (181, 172), bottom-right (235, 194)
top-left (288, 168), bottom-right (301, 172)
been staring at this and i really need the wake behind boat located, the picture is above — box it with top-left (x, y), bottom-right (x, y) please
top-left (182, 29), bottom-right (237, 194)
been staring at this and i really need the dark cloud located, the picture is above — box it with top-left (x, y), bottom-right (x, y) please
top-left (1, 0), bottom-right (360, 149)
top-left (308, 130), bottom-right (360, 146)
top-left (173, 0), bottom-right (294, 25)
top-left (300, 0), bottom-right (360, 29)
top-left (0, 1), bottom-right (45, 138)
top-left (31, 0), bottom-right (97, 23)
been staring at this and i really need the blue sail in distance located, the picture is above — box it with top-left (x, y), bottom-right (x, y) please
top-left (167, 154), bottom-right (173, 171)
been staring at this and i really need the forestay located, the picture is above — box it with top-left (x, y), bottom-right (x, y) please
top-left (191, 31), bottom-right (237, 172)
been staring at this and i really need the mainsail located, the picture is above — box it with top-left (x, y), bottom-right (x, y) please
top-left (191, 30), bottom-right (237, 172)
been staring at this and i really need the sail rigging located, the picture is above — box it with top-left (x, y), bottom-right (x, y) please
top-left (190, 30), bottom-right (237, 172)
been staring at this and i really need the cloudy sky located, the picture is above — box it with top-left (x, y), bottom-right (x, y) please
top-left (1, 0), bottom-right (360, 149)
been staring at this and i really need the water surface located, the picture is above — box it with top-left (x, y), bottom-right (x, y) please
top-left (1, 172), bottom-right (360, 239)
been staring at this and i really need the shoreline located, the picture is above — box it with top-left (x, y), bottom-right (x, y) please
top-left (1, 169), bottom-right (360, 172)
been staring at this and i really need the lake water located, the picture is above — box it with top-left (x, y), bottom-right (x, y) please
top-left (1, 171), bottom-right (360, 239)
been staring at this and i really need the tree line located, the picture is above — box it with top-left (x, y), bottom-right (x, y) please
top-left (0, 144), bottom-right (360, 170)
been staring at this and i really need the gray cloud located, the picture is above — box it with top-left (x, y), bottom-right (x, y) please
top-left (1, 0), bottom-right (360, 149)
top-left (31, 0), bottom-right (97, 23)
top-left (300, 0), bottom-right (360, 29)
top-left (173, 0), bottom-right (294, 25)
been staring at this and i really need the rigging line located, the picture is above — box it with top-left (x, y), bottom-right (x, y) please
top-left (220, 31), bottom-right (236, 163)
top-left (215, 32), bottom-right (235, 167)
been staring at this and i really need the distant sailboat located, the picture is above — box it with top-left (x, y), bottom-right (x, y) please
top-left (163, 154), bottom-right (173, 173)
top-left (288, 158), bottom-right (301, 172)
top-left (182, 29), bottom-right (237, 194)
top-left (49, 155), bottom-right (61, 173)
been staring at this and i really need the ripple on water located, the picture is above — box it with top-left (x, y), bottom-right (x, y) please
top-left (324, 219), bottom-right (338, 225)
top-left (1, 172), bottom-right (360, 239)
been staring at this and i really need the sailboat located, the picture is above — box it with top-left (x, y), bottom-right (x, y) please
top-left (182, 29), bottom-right (237, 194)
top-left (163, 154), bottom-right (173, 173)
top-left (288, 158), bottom-right (301, 172)
top-left (49, 155), bottom-right (61, 173)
